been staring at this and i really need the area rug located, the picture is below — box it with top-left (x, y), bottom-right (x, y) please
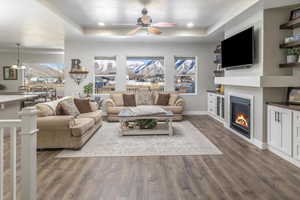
top-left (56, 121), bottom-right (222, 158)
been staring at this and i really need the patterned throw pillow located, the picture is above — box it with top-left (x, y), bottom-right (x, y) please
top-left (74, 98), bottom-right (92, 113)
top-left (169, 93), bottom-right (179, 105)
top-left (36, 104), bottom-right (54, 117)
top-left (60, 98), bottom-right (80, 116)
top-left (136, 91), bottom-right (153, 105)
top-left (111, 93), bottom-right (124, 106)
top-left (123, 94), bottom-right (136, 106)
top-left (156, 93), bottom-right (170, 106)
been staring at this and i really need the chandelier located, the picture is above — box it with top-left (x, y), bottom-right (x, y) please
top-left (11, 43), bottom-right (26, 70)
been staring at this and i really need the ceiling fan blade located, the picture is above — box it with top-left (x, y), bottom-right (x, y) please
top-left (152, 22), bottom-right (176, 27)
top-left (148, 27), bottom-right (162, 35)
top-left (127, 27), bottom-right (141, 36)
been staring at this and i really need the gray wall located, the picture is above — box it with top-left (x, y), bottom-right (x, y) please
top-left (64, 40), bottom-right (217, 113)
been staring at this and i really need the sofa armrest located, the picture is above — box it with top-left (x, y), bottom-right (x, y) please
top-left (103, 98), bottom-right (116, 107)
top-left (37, 116), bottom-right (75, 130)
top-left (174, 97), bottom-right (185, 107)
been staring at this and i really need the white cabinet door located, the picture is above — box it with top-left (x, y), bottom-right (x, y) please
top-left (268, 106), bottom-right (292, 156)
top-left (293, 111), bottom-right (300, 161)
top-left (268, 107), bottom-right (281, 148)
top-left (280, 110), bottom-right (292, 156)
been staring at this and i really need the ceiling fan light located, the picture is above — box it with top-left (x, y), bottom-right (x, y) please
top-left (187, 22), bottom-right (194, 28)
top-left (11, 65), bottom-right (18, 69)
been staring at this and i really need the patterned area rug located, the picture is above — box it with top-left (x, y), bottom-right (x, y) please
top-left (56, 121), bottom-right (222, 158)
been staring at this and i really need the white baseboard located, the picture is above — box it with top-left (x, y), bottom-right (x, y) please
top-left (183, 111), bottom-right (208, 115)
top-left (268, 145), bottom-right (300, 168)
top-left (224, 123), bottom-right (267, 150)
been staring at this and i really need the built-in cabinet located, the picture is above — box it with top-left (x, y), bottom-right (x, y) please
top-left (207, 92), bottom-right (225, 122)
top-left (268, 105), bottom-right (300, 166)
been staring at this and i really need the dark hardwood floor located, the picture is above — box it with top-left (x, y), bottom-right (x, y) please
top-left (3, 115), bottom-right (300, 200)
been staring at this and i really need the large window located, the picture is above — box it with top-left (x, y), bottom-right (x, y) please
top-left (174, 57), bottom-right (197, 94)
top-left (126, 57), bottom-right (164, 92)
top-left (94, 57), bottom-right (116, 94)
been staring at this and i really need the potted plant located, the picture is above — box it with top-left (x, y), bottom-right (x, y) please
top-left (83, 83), bottom-right (93, 97)
top-left (286, 48), bottom-right (299, 64)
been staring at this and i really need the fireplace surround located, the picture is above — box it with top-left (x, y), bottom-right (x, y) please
top-left (230, 96), bottom-right (251, 138)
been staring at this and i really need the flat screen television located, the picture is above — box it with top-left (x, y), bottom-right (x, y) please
top-left (221, 27), bottom-right (254, 69)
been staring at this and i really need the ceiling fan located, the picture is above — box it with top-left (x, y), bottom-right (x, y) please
top-left (127, 8), bottom-right (176, 36)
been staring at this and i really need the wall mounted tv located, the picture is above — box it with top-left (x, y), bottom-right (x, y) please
top-left (221, 27), bottom-right (254, 69)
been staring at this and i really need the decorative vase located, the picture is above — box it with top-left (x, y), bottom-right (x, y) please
top-left (287, 55), bottom-right (297, 64)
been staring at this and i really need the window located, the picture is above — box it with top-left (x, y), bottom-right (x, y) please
top-left (174, 57), bottom-right (197, 94)
top-left (126, 57), bottom-right (164, 92)
top-left (94, 57), bottom-right (116, 94)
top-left (24, 63), bottom-right (65, 97)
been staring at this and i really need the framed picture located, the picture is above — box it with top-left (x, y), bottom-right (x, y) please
top-left (287, 87), bottom-right (300, 105)
top-left (3, 66), bottom-right (18, 80)
top-left (290, 8), bottom-right (300, 21)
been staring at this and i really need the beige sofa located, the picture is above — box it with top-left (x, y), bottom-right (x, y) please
top-left (104, 92), bottom-right (185, 122)
top-left (35, 97), bottom-right (102, 150)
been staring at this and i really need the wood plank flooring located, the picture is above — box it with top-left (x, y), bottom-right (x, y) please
top-left (3, 115), bottom-right (300, 200)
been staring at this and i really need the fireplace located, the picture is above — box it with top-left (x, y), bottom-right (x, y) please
top-left (230, 96), bottom-right (251, 138)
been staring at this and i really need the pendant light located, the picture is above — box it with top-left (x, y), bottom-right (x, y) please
top-left (11, 43), bottom-right (26, 70)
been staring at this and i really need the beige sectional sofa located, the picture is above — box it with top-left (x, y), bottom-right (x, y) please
top-left (104, 92), bottom-right (185, 122)
top-left (35, 97), bottom-right (102, 150)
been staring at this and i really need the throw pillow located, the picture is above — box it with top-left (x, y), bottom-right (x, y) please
top-left (74, 98), bottom-right (93, 113)
top-left (136, 91), bottom-right (153, 105)
top-left (111, 93), bottom-right (124, 106)
top-left (60, 98), bottom-right (80, 116)
top-left (56, 102), bottom-right (64, 115)
top-left (169, 93), bottom-right (179, 105)
top-left (156, 93), bottom-right (170, 106)
top-left (36, 104), bottom-right (54, 117)
top-left (123, 94), bottom-right (136, 106)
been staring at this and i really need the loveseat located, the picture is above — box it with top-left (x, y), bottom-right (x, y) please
top-left (35, 97), bottom-right (102, 150)
top-left (104, 91), bottom-right (185, 122)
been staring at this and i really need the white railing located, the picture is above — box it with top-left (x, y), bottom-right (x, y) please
top-left (0, 107), bottom-right (38, 200)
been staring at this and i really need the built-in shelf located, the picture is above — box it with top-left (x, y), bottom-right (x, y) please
top-left (280, 41), bottom-right (300, 48)
top-left (280, 17), bottom-right (300, 30)
top-left (279, 62), bottom-right (300, 68)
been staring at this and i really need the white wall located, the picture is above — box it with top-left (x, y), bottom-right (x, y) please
top-left (0, 51), bottom-right (64, 92)
top-left (64, 40), bottom-right (217, 112)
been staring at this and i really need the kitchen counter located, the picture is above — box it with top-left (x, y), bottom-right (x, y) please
top-left (267, 102), bottom-right (300, 112)
top-left (0, 94), bottom-right (38, 104)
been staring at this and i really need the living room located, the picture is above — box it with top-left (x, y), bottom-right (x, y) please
top-left (1, 0), bottom-right (300, 200)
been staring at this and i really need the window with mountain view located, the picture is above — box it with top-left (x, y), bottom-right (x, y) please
top-left (94, 57), bottom-right (116, 94)
top-left (25, 63), bottom-right (65, 97)
top-left (174, 57), bottom-right (197, 94)
top-left (126, 57), bottom-right (164, 92)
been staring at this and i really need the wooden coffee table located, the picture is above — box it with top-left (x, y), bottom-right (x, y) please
top-left (117, 109), bottom-right (174, 136)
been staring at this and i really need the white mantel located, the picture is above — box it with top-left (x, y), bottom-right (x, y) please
top-left (215, 76), bottom-right (300, 88)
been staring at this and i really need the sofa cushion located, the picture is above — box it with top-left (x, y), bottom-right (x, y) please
top-left (36, 104), bottom-right (54, 117)
top-left (74, 98), bottom-right (92, 113)
top-left (111, 93), bottom-right (124, 106)
top-left (107, 106), bottom-right (126, 114)
top-left (136, 90), bottom-right (153, 105)
top-left (123, 94), bottom-right (136, 106)
top-left (156, 93), bottom-right (170, 106)
top-left (71, 118), bottom-right (95, 137)
top-left (77, 110), bottom-right (102, 123)
top-left (60, 98), bottom-right (80, 116)
top-left (161, 106), bottom-right (183, 114)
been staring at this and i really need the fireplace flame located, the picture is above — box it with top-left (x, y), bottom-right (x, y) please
top-left (235, 113), bottom-right (249, 128)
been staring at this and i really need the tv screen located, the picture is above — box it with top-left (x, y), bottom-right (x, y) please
top-left (221, 27), bottom-right (254, 69)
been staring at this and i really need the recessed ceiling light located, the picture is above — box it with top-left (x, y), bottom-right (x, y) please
top-left (187, 22), bottom-right (194, 28)
top-left (98, 22), bottom-right (105, 26)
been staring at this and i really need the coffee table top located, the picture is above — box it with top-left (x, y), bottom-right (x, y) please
top-left (118, 107), bottom-right (174, 119)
